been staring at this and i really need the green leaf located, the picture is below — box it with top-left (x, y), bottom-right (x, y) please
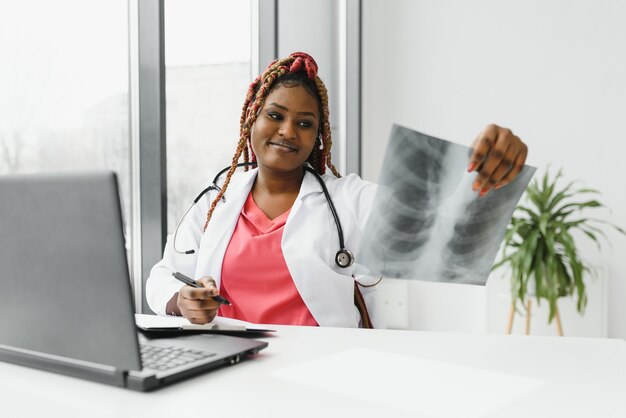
top-left (546, 181), bottom-right (575, 211)
top-left (521, 230), bottom-right (540, 275)
top-left (585, 225), bottom-right (610, 242)
top-left (492, 253), bottom-right (514, 271)
top-left (575, 187), bottom-right (600, 194)
top-left (516, 206), bottom-right (541, 223)
top-left (586, 218), bottom-right (626, 236)
top-left (553, 200), bottom-right (603, 219)
top-left (580, 230), bottom-right (601, 250)
top-left (533, 239), bottom-right (545, 300)
top-left (551, 209), bottom-right (575, 222)
top-left (563, 219), bottom-right (589, 228)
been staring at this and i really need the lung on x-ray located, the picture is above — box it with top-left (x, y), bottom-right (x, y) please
top-left (360, 124), bottom-right (535, 285)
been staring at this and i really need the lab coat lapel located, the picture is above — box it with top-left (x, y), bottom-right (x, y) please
top-left (194, 169), bottom-right (257, 288)
top-left (286, 169), bottom-right (323, 223)
top-left (284, 170), bottom-right (354, 326)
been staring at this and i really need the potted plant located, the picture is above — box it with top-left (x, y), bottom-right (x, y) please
top-left (493, 168), bottom-right (624, 332)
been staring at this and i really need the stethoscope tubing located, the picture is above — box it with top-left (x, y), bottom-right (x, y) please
top-left (173, 162), bottom-right (352, 267)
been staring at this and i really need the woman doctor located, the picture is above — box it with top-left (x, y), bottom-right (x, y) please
top-left (146, 52), bottom-right (528, 328)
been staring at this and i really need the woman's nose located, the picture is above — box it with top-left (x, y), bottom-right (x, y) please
top-left (278, 121), bottom-right (296, 139)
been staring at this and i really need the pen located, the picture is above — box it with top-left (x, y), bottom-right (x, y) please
top-left (172, 272), bottom-right (231, 305)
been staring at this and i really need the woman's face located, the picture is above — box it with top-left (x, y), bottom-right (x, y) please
top-left (250, 84), bottom-right (320, 175)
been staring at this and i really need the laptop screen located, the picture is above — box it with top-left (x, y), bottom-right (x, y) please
top-left (0, 172), bottom-right (141, 371)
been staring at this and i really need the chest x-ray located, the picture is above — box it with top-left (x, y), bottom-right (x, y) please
top-left (360, 124), bottom-right (535, 285)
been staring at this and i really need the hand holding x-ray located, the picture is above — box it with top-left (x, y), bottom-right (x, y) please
top-left (467, 123), bottom-right (528, 197)
top-left (360, 124), bottom-right (536, 285)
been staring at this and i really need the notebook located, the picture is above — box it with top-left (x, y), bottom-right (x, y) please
top-left (135, 314), bottom-right (276, 336)
top-left (0, 171), bottom-right (268, 391)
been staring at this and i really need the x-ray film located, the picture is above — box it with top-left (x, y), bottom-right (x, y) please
top-left (360, 124), bottom-right (536, 285)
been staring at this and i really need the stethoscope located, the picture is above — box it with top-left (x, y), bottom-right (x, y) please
top-left (173, 162), bottom-right (355, 268)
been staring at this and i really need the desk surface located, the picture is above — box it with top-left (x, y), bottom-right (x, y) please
top-left (1, 325), bottom-right (625, 418)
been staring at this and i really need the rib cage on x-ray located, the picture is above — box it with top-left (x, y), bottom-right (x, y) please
top-left (360, 124), bottom-right (535, 285)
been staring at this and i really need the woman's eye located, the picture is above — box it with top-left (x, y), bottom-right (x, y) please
top-left (298, 121), bottom-right (313, 128)
top-left (267, 112), bottom-right (281, 120)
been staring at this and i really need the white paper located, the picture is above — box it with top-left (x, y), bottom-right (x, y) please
top-left (134, 314), bottom-right (274, 332)
top-left (135, 314), bottom-right (215, 330)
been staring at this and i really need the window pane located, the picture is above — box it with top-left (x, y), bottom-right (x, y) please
top-left (165, 0), bottom-right (252, 234)
top-left (0, 0), bottom-right (131, 224)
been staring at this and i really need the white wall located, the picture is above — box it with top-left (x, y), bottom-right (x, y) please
top-left (362, 0), bottom-right (626, 338)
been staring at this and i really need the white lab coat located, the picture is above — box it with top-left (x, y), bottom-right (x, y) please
top-left (146, 167), bottom-right (384, 328)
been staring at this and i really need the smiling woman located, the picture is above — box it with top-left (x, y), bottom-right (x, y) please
top-left (251, 85), bottom-right (320, 178)
top-left (146, 51), bottom-right (529, 330)
top-left (148, 52), bottom-right (384, 328)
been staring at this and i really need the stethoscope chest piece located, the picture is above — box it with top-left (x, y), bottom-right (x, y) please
top-left (335, 249), bottom-right (354, 268)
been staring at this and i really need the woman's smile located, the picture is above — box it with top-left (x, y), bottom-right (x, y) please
top-left (268, 139), bottom-right (299, 153)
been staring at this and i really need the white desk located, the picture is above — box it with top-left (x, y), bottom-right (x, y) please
top-left (1, 326), bottom-right (625, 418)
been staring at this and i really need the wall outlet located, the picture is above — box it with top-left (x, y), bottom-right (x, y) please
top-left (378, 278), bottom-right (409, 329)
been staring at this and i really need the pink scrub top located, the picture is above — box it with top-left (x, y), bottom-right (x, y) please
top-left (218, 193), bottom-right (318, 326)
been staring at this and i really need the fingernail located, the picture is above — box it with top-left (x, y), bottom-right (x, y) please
top-left (494, 183), bottom-right (503, 190)
top-left (479, 188), bottom-right (489, 197)
top-left (472, 180), bottom-right (480, 192)
top-left (467, 162), bottom-right (476, 172)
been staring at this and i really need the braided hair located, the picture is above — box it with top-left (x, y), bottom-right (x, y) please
top-left (203, 52), bottom-right (340, 230)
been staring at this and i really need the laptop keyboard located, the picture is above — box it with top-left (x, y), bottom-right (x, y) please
top-left (140, 343), bottom-right (217, 372)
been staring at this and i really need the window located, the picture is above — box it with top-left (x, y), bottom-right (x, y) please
top-left (164, 0), bottom-right (253, 234)
top-left (0, 0), bottom-right (131, 223)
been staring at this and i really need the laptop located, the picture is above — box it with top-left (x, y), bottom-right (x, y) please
top-left (0, 171), bottom-right (268, 391)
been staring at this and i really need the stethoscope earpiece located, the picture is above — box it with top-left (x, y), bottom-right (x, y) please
top-left (174, 163), bottom-right (354, 269)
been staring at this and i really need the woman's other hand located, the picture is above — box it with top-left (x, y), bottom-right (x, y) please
top-left (176, 276), bottom-right (220, 324)
top-left (467, 124), bottom-right (528, 196)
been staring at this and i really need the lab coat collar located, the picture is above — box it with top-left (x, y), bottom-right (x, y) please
top-left (299, 167), bottom-right (324, 197)
top-left (229, 165), bottom-right (324, 199)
